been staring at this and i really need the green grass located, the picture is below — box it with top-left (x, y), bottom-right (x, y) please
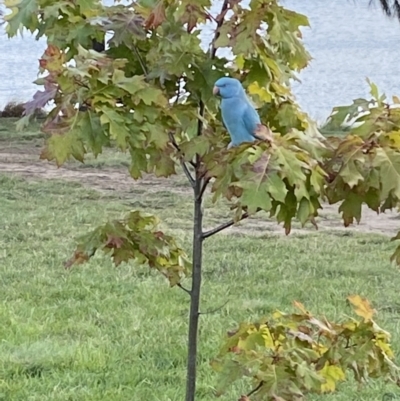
top-left (1, 174), bottom-right (400, 401)
top-left (1, 117), bottom-right (400, 400)
top-left (0, 118), bottom-right (44, 142)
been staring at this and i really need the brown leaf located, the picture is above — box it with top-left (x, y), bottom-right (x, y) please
top-left (44, 44), bottom-right (60, 57)
top-left (238, 396), bottom-right (250, 401)
top-left (144, 1), bottom-right (166, 30)
top-left (105, 234), bottom-right (124, 249)
top-left (254, 124), bottom-right (274, 142)
top-left (64, 250), bottom-right (89, 269)
top-left (154, 231), bottom-right (164, 239)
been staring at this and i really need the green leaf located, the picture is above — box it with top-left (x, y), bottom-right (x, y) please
top-left (373, 147), bottom-right (400, 200)
top-left (40, 131), bottom-right (86, 167)
top-left (3, 0), bottom-right (38, 36)
top-left (65, 211), bottom-right (191, 286)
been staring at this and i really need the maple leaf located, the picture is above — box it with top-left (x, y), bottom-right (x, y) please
top-left (318, 362), bottom-right (345, 393)
top-left (24, 78), bottom-right (57, 116)
top-left (3, 0), bottom-right (38, 36)
top-left (38, 44), bottom-right (65, 73)
top-left (101, 11), bottom-right (146, 47)
top-left (144, 1), bottom-right (166, 30)
top-left (347, 294), bottom-right (376, 322)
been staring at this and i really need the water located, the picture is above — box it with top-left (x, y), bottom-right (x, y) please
top-left (1, 0), bottom-right (399, 122)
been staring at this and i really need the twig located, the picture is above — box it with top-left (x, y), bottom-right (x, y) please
top-left (199, 177), bottom-right (211, 199)
top-left (247, 381), bottom-right (264, 398)
top-left (132, 45), bottom-right (148, 76)
top-left (178, 283), bottom-right (192, 296)
top-left (203, 211), bottom-right (251, 239)
top-left (168, 131), bottom-right (196, 168)
top-left (210, 0), bottom-right (230, 59)
top-left (199, 300), bottom-right (228, 315)
top-left (181, 163), bottom-right (195, 188)
top-left (168, 132), bottom-right (196, 187)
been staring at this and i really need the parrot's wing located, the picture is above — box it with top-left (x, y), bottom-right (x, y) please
top-left (242, 101), bottom-right (261, 138)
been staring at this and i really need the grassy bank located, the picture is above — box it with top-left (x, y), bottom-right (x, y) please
top-left (1, 117), bottom-right (400, 400)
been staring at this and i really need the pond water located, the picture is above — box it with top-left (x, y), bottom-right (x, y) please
top-left (0, 0), bottom-right (399, 122)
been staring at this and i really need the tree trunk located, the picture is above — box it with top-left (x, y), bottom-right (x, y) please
top-left (185, 161), bottom-right (204, 401)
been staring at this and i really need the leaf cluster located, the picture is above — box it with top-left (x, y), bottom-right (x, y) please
top-left (64, 211), bottom-right (191, 287)
top-left (321, 81), bottom-right (400, 263)
top-left (212, 296), bottom-right (400, 400)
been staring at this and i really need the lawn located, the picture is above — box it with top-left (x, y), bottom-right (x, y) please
top-left (1, 117), bottom-right (400, 401)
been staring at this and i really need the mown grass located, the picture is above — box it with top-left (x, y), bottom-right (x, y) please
top-left (1, 173), bottom-right (400, 401)
top-left (1, 117), bottom-right (400, 400)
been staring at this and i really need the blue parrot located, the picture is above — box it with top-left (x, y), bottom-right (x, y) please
top-left (213, 77), bottom-right (262, 148)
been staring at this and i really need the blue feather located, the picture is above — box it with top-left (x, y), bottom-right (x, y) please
top-left (213, 77), bottom-right (261, 148)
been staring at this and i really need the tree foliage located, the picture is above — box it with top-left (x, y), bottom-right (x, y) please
top-left (321, 82), bottom-right (400, 263)
top-left (3, 0), bottom-right (400, 400)
top-left (213, 295), bottom-right (400, 400)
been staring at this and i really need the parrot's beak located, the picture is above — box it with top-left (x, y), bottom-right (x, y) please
top-left (213, 86), bottom-right (219, 96)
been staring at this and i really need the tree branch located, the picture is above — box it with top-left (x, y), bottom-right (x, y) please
top-left (199, 177), bottom-right (211, 199)
top-left (199, 300), bottom-right (228, 315)
top-left (168, 132), bottom-right (196, 187)
top-left (246, 381), bottom-right (264, 398)
top-left (210, 0), bottom-right (230, 59)
top-left (168, 131), bottom-right (196, 168)
top-left (181, 162), bottom-right (195, 188)
top-left (132, 45), bottom-right (148, 76)
top-left (203, 211), bottom-right (251, 239)
top-left (178, 283), bottom-right (192, 296)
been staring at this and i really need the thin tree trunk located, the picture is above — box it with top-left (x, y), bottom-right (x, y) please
top-left (185, 166), bottom-right (203, 401)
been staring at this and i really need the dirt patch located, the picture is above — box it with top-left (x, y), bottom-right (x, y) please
top-left (0, 147), bottom-right (399, 237)
top-left (0, 148), bottom-right (188, 196)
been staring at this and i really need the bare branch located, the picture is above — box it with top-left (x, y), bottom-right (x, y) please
top-left (203, 211), bottom-right (254, 239)
top-left (199, 300), bottom-right (229, 315)
top-left (178, 283), bottom-right (192, 296)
